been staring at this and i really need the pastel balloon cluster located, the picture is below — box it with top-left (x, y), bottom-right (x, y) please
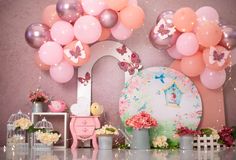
top-left (25, 0), bottom-right (144, 83)
top-left (150, 6), bottom-right (235, 90)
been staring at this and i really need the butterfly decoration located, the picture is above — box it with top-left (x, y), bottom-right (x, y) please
top-left (116, 44), bottom-right (127, 55)
top-left (154, 74), bottom-right (165, 83)
top-left (64, 41), bottom-right (86, 64)
top-left (209, 47), bottom-right (230, 67)
top-left (118, 52), bottom-right (141, 75)
top-left (78, 72), bottom-right (91, 86)
top-left (153, 18), bottom-right (176, 40)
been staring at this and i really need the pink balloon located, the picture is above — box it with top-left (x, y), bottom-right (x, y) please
top-left (50, 61), bottom-right (74, 83)
top-left (167, 45), bottom-right (183, 59)
top-left (176, 32), bottom-right (199, 56)
top-left (196, 6), bottom-right (219, 23)
top-left (81, 0), bottom-right (107, 16)
top-left (74, 15), bottom-right (102, 44)
top-left (111, 21), bottom-right (133, 40)
top-left (200, 68), bottom-right (226, 89)
top-left (50, 21), bottom-right (74, 45)
top-left (39, 41), bottom-right (63, 65)
top-left (128, 0), bottom-right (138, 5)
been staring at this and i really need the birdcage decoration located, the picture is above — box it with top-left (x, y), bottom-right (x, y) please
top-left (33, 117), bottom-right (54, 149)
top-left (6, 110), bottom-right (31, 148)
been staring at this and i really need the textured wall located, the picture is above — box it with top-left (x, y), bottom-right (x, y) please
top-left (0, 0), bottom-right (236, 146)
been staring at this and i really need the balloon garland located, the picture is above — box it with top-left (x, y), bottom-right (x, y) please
top-left (149, 6), bottom-right (235, 90)
top-left (25, 0), bottom-right (144, 83)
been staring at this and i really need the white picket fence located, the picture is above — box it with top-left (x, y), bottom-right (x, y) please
top-left (193, 135), bottom-right (235, 150)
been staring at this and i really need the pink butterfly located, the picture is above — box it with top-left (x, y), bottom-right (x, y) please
top-left (116, 45), bottom-right (127, 55)
top-left (158, 24), bottom-right (170, 36)
top-left (78, 72), bottom-right (91, 85)
top-left (118, 53), bottom-right (141, 75)
top-left (209, 47), bottom-right (229, 67)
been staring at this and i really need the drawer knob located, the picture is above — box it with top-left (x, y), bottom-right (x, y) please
top-left (83, 128), bottom-right (88, 132)
top-left (82, 120), bottom-right (87, 125)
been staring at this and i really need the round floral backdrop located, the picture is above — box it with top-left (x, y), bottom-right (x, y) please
top-left (119, 67), bottom-right (202, 140)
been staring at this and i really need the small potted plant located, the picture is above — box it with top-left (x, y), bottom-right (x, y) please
top-left (125, 111), bottom-right (158, 150)
top-left (96, 124), bottom-right (119, 150)
top-left (176, 126), bottom-right (200, 150)
top-left (28, 89), bottom-right (49, 113)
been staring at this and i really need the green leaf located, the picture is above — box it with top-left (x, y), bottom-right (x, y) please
top-left (231, 126), bottom-right (236, 140)
top-left (200, 128), bottom-right (213, 137)
top-left (106, 128), bottom-right (116, 132)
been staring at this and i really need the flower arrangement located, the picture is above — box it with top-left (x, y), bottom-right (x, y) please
top-left (218, 126), bottom-right (235, 147)
top-left (35, 131), bottom-right (61, 146)
top-left (96, 124), bottom-right (119, 136)
top-left (200, 128), bottom-right (220, 140)
top-left (152, 136), bottom-right (179, 149)
top-left (29, 89), bottom-right (49, 103)
top-left (13, 117), bottom-right (32, 130)
top-left (152, 136), bottom-right (168, 149)
top-left (125, 111), bottom-right (157, 129)
top-left (176, 126), bottom-right (200, 136)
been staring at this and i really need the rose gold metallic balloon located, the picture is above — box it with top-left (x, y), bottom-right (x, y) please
top-left (56, 0), bottom-right (83, 23)
top-left (220, 25), bottom-right (236, 50)
top-left (25, 23), bottom-right (51, 49)
top-left (149, 11), bottom-right (180, 50)
top-left (99, 9), bottom-right (118, 28)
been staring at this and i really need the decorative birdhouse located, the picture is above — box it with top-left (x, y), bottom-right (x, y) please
top-left (6, 110), bottom-right (31, 148)
top-left (164, 82), bottom-right (183, 106)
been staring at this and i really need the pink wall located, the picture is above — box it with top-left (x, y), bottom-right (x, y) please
top-left (0, 0), bottom-right (236, 146)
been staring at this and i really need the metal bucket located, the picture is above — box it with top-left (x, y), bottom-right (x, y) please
top-left (131, 129), bottom-right (150, 150)
top-left (179, 135), bottom-right (193, 150)
top-left (98, 135), bottom-right (113, 150)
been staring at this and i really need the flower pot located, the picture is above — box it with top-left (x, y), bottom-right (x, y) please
top-left (131, 128), bottom-right (150, 150)
top-left (32, 102), bottom-right (45, 113)
top-left (98, 135), bottom-right (113, 150)
top-left (179, 135), bottom-right (193, 150)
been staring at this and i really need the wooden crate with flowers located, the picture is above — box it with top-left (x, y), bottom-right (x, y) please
top-left (193, 126), bottom-right (236, 150)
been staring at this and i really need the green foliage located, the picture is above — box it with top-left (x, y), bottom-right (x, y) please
top-left (231, 126), bottom-right (236, 140)
top-left (105, 127), bottom-right (116, 132)
top-left (118, 143), bottom-right (130, 149)
top-left (200, 128), bottom-right (213, 136)
top-left (167, 139), bottom-right (179, 149)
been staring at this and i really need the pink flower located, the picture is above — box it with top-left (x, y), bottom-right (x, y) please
top-left (28, 89), bottom-right (49, 103)
top-left (176, 127), bottom-right (200, 136)
top-left (125, 111), bottom-right (158, 129)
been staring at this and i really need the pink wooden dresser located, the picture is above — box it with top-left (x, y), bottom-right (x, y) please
top-left (70, 116), bottom-right (100, 149)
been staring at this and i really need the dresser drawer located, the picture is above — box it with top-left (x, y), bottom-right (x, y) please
top-left (75, 118), bottom-right (95, 126)
top-left (75, 127), bottom-right (95, 137)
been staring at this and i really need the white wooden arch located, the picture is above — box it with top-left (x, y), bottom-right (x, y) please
top-left (70, 40), bottom-right (142, 116)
